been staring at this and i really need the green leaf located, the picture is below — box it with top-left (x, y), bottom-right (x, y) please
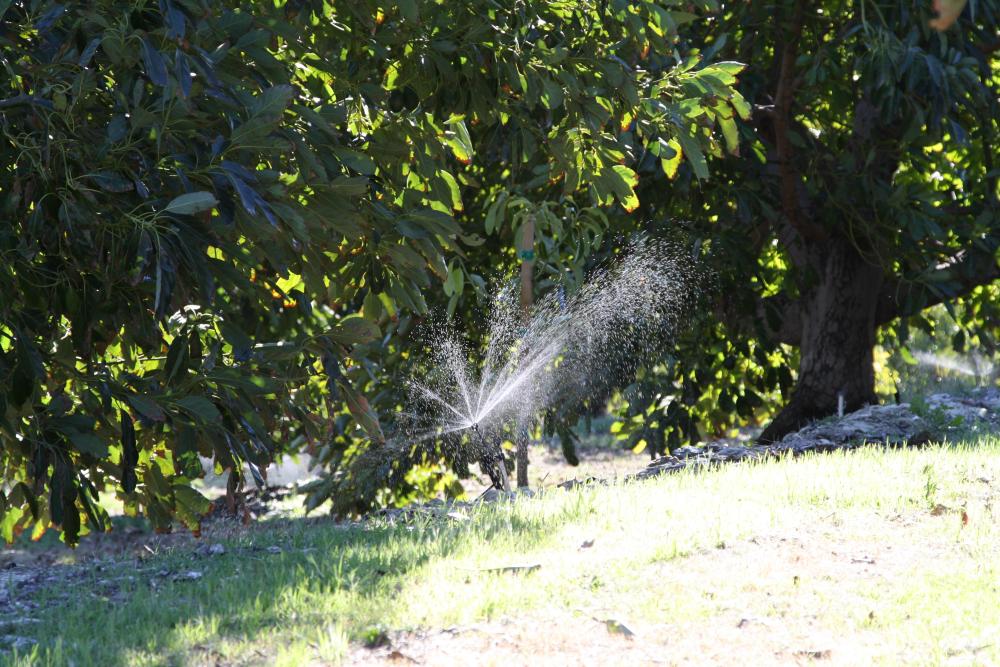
top-left (173, 484), bottom-right (211, 529)
top-left (399, 0), bottom-right (419, 21)
top-left (1, 505), bottom-right (23, 544)
top-left (219, 321), bottom-right (253, 354)
top-left (176, 396), bottom-right (222, 423)
top-left (164, 191), bottom-right (218, 215)
top-left (332, 147), bottom-right (377, 175)
top-left (541, 78), bottom-right (564, 110)
top-left (675, 130), bottom-right (709, 180)
top-left (90, 171), bottom-right (134, 193)
top-left (339, 380), bottom-right (384, 442)
top-left (404, 209), bottom-right (460, 236)
top-left (729, 92), bottom-right (751, 120)
top-left (328, 176), bottom-right (369, 197)
top-left (230, 85), bottom-right (295, 146)
top-left (607, 165), bottom-right (640, 212)
top-left (174, 485), bottom-right (211, 514)
top-left (718, 115), bottom-right (739, 155)
top-left (385, 244), bottom-right (427, 273)
top-left (127, 395), bottom-right (166, 422)
top-left (704, 60), bottom-right (745, 82)
top-left (329, 316), bottom-right (380, 345)
top-left (443, 259), bottom-right (465, 297)
top-left (140, 37), bottom-right (168, 87)
top-left (485, 193), bottom-right (508, 234)
top-left (440, 171), bottom-right (463, 211)
top-left (449, 262), bottom-right (464, 296)
top-left (446, 120), bottom-right (473, 164)
top-left (69, 432), bottom-right (109, 458)
top-left (385, 61), bottom-right (402, 89)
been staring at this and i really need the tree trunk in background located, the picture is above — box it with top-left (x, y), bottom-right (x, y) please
top-left (516, 216), bottom-right (535, 487)
top-left (759, 240), bottom-right (885, 442)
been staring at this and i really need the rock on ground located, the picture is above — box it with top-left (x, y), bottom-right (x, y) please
top-left (926, 388), bottom-right (1000, 427)
top-left (635, 391), bottom-right (999, 481)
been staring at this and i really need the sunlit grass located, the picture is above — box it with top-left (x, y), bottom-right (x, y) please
top-left (8, 438), bottom-right (1000, 665)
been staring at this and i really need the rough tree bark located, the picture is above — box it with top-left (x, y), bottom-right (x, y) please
top-left (721, 0), bottom-right (1000, 443)
top-left (752, 0), bottom-right (889, 442)
top-left (758, 240), bottom-right (885, 442)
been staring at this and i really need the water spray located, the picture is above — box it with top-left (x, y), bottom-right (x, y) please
top-left (399, 237), bottom-right (696, 499)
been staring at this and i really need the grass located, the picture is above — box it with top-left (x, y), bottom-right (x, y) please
top-left (7, 438), bottom-right (1000, 666)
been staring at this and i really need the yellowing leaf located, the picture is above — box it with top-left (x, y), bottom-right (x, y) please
top-left (607, 165), bottom-right (640, 212)
top-left (385, 62), bottom-right (401, 90)
top-left (661, 138), bottom-right (683, 179)
top-left (719, 115), bottom-right (739, 155)
top-left (441, 170), bottom-right (463, 212)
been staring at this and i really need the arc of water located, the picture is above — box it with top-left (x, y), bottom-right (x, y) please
top-left (410, 383), bottom-right (474, 427)
top-left (475, 341), bottom-right (561, 424)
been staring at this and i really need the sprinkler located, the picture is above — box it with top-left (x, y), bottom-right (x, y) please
top-left (471, 422), bottom-right (511, 493)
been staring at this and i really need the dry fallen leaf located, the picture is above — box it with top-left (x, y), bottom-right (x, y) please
top-left (795, 649), bottom-right (832, 660)
top-left (388, 649), bottom-right (417, 663)
top-left (481, 563), bottom-right (541, 575)
top-left (597, 618), bottom-right (635, 638)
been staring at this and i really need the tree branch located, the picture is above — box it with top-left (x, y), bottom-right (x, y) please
top-left (773, 0), bottom-right (827, 244)
top-left (876, 250), bottom-right (1000, 326)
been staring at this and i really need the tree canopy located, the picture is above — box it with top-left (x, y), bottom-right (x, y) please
top-left (0, 0), bottom-right (746, 542)
top-left (2, 0), bottom-right (998, 543)
top-left (615, 0), bottom-right (1000, 447)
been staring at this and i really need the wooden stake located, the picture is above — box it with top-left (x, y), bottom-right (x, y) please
top-left (516, 215), bottom-right (535, 488)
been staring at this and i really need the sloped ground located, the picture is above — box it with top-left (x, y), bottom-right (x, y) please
top-left (2, 439), bottom-right (999, 666)
top-left (351, 508), bottom-right (998, 666)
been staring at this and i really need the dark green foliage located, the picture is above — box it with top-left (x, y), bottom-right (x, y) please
top-left (0, 0), bottom-right (447, 542)
top-left (1, 0), bottom-right (745, 541)
top-left (297, 0), bottom-right (749, 513)
top-left (21, 0), bottom-right (990, 534)
top-left (0, 0), bottom-right (365, 543)
top-left (613, 0), bottom-right (1000, 446)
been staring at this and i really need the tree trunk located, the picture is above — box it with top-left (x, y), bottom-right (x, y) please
top-left (759, 240), bottom-right (885, 442)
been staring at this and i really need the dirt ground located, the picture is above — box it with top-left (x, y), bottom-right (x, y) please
top-left (348, 509), bottom-right (995, 666)
top-left (6, 442), bottom-right (996, 665)
top-left (0, 443), bottom-right (641, 618)
top-left (461, 441), bottom-right (649, 497)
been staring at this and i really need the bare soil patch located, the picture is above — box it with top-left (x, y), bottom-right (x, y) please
top-left (350, 505), bottom-right (997, 666)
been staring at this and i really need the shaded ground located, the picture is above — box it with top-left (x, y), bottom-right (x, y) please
top-left (461, 440), bottom-right (648, 497)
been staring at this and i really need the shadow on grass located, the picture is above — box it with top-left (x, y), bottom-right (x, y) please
top-left (17, 494), bottom-right (591, 665)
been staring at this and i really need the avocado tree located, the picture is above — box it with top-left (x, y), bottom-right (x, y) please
top-left (1, 0), bottom-right (748, 541)
top-left (0, 0), bottom-right (512, 542)
top-left (300, 0), bottom-right (752, 510)
top-left (622, 0), bottom-right (1000, 444)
